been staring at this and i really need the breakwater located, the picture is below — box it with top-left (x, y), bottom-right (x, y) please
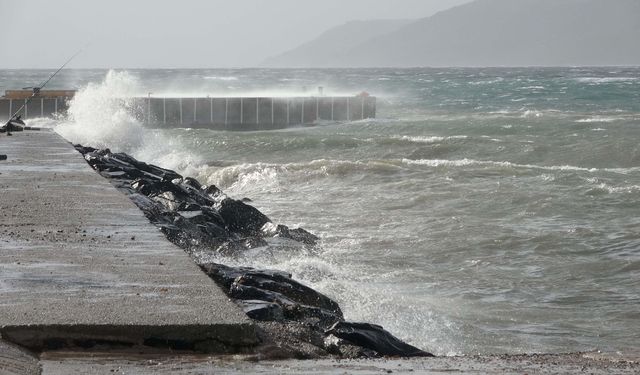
top-left (74, 143), bottom-right (431, 358)
top-left (134, 95), bottom-right (376, 130)
top-left (0, 90), bottom-right (376, 130)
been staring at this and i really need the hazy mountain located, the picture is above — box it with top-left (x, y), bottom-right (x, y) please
top-left (264, 0), bottom-right (640, 67)
top-left (262, 19), bottom-right (412, 67)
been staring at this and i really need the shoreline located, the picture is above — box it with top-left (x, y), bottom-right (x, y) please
top-left (2, 130), bottom-right (638, 374)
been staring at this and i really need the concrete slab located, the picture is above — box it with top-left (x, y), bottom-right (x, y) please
top-left (0, 130), bottom-right (256, 351)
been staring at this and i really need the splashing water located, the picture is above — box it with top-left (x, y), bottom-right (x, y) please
top-left (55, 71), bottom-right (204, 173)
top-left (55, 70), bottom-right (145, 152)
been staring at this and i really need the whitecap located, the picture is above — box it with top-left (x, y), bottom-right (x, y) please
top-left (401, 158), bottom-right (640, 174)
top-left (396, 135), bottom-right (468, 144)
top-left (469, 77), bottom-right (504, 85)
top-left (576, 77), bottom-right (638, 84)
top-left (576, 117), bottom-right (624, 123)
top-left (203, 76), bottom-right (239, 81)
top-left (521, 110), bottom-right (543, 118)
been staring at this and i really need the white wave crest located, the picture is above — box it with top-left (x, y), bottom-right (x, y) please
top-left (204, 76), bottom-right (239, 81)
top-left (396, 135), bottom-right (468, 144)
top-left (576, 116), bottom-right (624, 123)
top-left (576, 77), bottom-right (638, 84)
top-left (521, 110), bottom-right (543, 118)
top-left (402, 158), bottom-right (640, 174)
top-left (587, 183), bottom-right (640, 195)
top-left (201, 159), bottom-right (405, 194)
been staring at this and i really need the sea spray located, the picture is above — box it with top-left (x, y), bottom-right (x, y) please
top-left (56, 70), bottom-right (145, 151)
top-left (55, 70), bottom-right (204, 174)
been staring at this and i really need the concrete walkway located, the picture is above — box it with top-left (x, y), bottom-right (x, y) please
top-left (0, 130), bottom-right (255, 353)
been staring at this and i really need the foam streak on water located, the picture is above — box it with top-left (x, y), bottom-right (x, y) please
top-left (3, 67), bottom-right (638, 356)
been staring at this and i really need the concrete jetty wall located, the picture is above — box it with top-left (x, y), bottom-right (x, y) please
top-left (0, 94), bottom-right (376, 130)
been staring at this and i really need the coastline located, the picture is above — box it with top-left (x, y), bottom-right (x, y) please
top-left (1, 129), bottom-right (639, 374)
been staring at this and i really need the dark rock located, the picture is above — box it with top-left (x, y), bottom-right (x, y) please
top-left (230, 284), bottom-right (341, 327)
top-left (183, 177), bottom-right (202, 190)
top-left (73, 145), bottom-right (97, 154)
top-left (216, 198), bottom-right (272, 236)
top-left (200, 263), bottom-right (341, 319)
top-left (202, 185), bottom-right (223, 200)
top-left (262, 223), bottom-right (319, 246)
top-left (236, 272), bottom-right (342, 317)
top-left (230, 283), bottom-right (295, 305)
top-left (76, 144), bottom-right (316, 254)
top-left (202, 263), bottom-right (343, 328)
top-left (238, 300), bottom-right (285, 321)
top-left (200, 263), bottom-right (291, 290)
top-left (325, 321), bottom-right (434, 358)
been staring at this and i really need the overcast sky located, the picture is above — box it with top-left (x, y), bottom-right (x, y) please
top-left (0, 0), bottom-right (470, 69)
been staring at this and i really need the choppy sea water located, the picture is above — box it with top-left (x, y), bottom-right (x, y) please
top-left (3, 67), bottom-right (640, 356)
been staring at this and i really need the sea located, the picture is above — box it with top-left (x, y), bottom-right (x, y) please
top-left (2, 67), bottom-right (639, 356)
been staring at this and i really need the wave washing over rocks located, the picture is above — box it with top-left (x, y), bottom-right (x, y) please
top-left (73, 144), bottom-right (432, 359)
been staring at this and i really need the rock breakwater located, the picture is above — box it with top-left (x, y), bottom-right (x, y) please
top-left (74, 145), bottom-right (432, 358)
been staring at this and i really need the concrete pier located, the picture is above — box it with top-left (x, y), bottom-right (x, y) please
top-left (0, 130), bottom-right (256, 352)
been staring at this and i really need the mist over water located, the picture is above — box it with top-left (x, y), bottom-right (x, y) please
top-left (4, 67), bottom-right (640, 356)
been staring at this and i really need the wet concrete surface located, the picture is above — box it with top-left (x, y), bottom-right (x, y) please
top-left (37, 351), bottom-right (640, 374)
top-left (0, 130), bottom-right (256, 351)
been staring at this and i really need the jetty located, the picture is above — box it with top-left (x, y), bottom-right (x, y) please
top-left (0, 130), bottom-right (256, 353)
top-left (0, 90), bottom-right (377, 130)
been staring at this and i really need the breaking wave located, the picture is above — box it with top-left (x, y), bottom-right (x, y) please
top-left (199, 159), bottom-right (406, 191)
top-left (55, 70), bottom-right (145, 152)
top-left (54, 70), bottom-right (203, 175)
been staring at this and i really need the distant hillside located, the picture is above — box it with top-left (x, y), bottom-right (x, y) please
top-left (264, 0), bottom-right (640, 67)
top-left (262, 19), bottom-right (412, 68)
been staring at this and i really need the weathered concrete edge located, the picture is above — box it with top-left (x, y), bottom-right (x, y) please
top-left (1, 322), bottom-right (257, 353)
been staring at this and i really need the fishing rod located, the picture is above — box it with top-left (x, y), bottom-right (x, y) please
top-left (2, 48), bottom-right (83, 135)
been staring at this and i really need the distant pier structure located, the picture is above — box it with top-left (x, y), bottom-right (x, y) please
top-left (0, 90), bottom-right (75, 120)
top-left (135, 93), bottom-right (376, 130)
top-left (0, 90), bottom-right (376, 130)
